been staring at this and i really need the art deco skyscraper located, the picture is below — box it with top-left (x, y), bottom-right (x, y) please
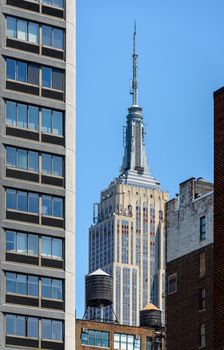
top-left (0, 1), bottom-right (76, 349)
top-left (88, 27), bottom-right (168, 326)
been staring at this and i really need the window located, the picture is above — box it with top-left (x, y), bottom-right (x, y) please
top-left (42, 66), bottom-right (64, 90)
top-left (6, 101), bottom-right (38, 129)
top-left (28, 318), bottom-right (39, 338)
top-left (200, 323), bottom-right (206, 347)
top-left (146, 337), bottom-right (152, 350)
top-left (42, 154), bottom-right (63, 177)
top-left (6, 59), bottom-right (39, 85)
top-left (41, 319), bottom-right (63, 341)
top-left (42, 108), bottom-right (63, 136)
top-left (81, 329), bottom-right (109, 347)
top-left (6, 231), bottom-right (38, 255)
top-left (6, 272), bottom-right (38, 297)
top-left (168, 274), bottom-right (177, 295)
top-left (114, 333), bottom-right (140, 350)
top-left (6, 314), bottom-right (38, 338)
top-left (42, 25), bottom-right (64, 50)
top-left (41, 278), bottom-right (63, 300)
top-left (199, 252), bottom-right (206, 277)
top-left (7, 16), bottom-right (39, 44)
top-left (42, 195), bottom-right (63, 217)
top-left (42, 0), bottom-right (64, 9)
top-left (6, 147), bottom-right (39, 173)
top-left (200, 288), bottom-right (206, 310)
top-left (6, 189), bottom-right (39, 214)
top-left (6, 101), bottom-right (64, 135)
top-left (200, 216), bottom-right (206, 241)
top-left (41, 236), bottom-right (63, 258)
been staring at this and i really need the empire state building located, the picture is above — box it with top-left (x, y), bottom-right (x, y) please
top-left (88, 26), bottom-right (168, 326)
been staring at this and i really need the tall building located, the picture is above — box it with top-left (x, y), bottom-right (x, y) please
top-left (0, 1), bottom-right (76, 350)
top-left (88, 27), bottom-right (168, 326)
top-left (166, 177), bottom-right (213, 349)
top-left (214, 86), bottom-right (224, 350)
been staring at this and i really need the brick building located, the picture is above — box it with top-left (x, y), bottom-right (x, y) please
top-left (166, 178), bottom-right (213, 349)
top-left (214, 87), bottom-right (224, 350)
top-left (76, 317), bottom-right (161, 350)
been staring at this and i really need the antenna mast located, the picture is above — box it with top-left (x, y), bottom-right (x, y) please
top-left (130, 22), bottom-right (138, 106)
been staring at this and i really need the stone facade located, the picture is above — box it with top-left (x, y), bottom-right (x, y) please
top-left (166, 178), bottom-right (213, 350)
top-left (89, 181), bottom-right (168, 326)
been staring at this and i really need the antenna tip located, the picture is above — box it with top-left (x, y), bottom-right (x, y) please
top-left (134, 21), bottom-right (136, 34)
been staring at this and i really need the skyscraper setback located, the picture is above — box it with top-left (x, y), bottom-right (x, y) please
top-left (0, 1), bottom-right (76, 350)
top-left (88, 27), bottom-right (168, 326)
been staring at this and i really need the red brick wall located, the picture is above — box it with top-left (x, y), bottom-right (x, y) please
top-left (166, 244), bottom-right (213, 350)
top-left (214, 88), bottom-right (224, 350)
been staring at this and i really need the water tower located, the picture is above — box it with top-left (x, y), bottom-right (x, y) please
top-left (84, 268), bottom-right (117, 322)
top-left (140, 303), bottom-right (162, 330)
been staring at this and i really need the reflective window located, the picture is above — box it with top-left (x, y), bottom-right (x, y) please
top-left (42, 154), bottom-right (63, 177)
top-left (42, 195), bottom-right (63, 217)
top-left (6, 189), bottom-right (39, 214)
top-left (41, 319), bottom-right (63, 341)
top-left (42, 25), bottom-right (63, 50)
top-left (6, 314), bottom-right (38, 338)
top-left (7, 17), bottom-right (16, 38)
top-left (6, 101), bottom-right (39, 131)
top-left (114, 333), bottom-right (140, 350)
top-left (6, 59), bottom-right (16, 80)
top-left (28, 235), bottom-right (38, 255)
top-left (6, 230), bottom-right (39, 255)
top-left (81, 329), bottom-right (109, 347)
top-left (42, 67), bottom-right (64, 90)
top-left (28, 318), bottom-right (39, 338)
top-left (43, 0), bottom-right (64, 9)
top-left (41, 236), bottom-right (63, 259)
top-left (6, 230), bottom-right (16, 251)
top-left (6, 59), bottom-right (39, 85)
top-left (6, 273), bottom-right (38, 297)
top-left (42, 108), bottom-right (63, 136)
top-left (200, 216), bottom-right (206, 241)
top-left (168, 274), bottom-right (177, 295)
top-left (7, 16), bottom-right (39, 44)
top-left (41, 278), bottom-right (63, 300)
top-left (6, 147), bottom-right (39, 173)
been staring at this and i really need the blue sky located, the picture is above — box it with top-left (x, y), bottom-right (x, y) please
top-left (76, 0), bottom-right (222, 317)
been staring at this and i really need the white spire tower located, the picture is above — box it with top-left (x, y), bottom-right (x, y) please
top-left (120, 24), bottom-right (159, 189)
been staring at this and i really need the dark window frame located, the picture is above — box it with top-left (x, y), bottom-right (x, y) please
top-left (168, 273), bottom-right (177, 295)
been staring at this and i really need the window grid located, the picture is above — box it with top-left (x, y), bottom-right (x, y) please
top-left (6, 59), bottom-right (64, 92)
top-left (5, 314), bottom-right (63, 341)
top-left (6, 100), bottom-right (64, 137)
top-left (81, 329), bottom-right (109, 348)
top-left (6, 146), bottom-right (64, 178)
top-left (6, 230), bottom-right (64, 260)
top-left (7, 16), bottom-right (64, 51)
top-left (6, 189), bottom-right (64, 218)
top-left (168, 274), bottom-right (177, 295)
top-left (200, 216), bottom-right (206, 241)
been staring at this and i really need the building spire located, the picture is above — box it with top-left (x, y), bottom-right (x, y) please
top-left (130, 21), bottom-right (138, 106)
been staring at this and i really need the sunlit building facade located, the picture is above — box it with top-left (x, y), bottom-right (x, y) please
top-left (88, 27), bottom-right (168, 326)
top-left (0, 1), bottom-right (76, 349)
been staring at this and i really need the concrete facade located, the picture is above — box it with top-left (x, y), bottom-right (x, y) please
top-left (0, 1), bottom-right (76, 350)
top-left (166, 178), bottom-right (213, 350)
